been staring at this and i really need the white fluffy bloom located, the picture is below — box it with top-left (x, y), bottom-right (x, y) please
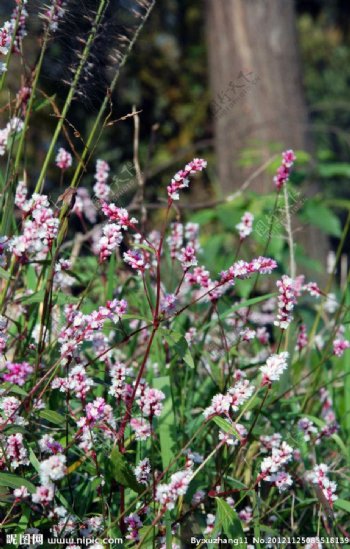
top-left (39, 454), bottom-right (67, 484)
top-left (156, 470), bottom-right (192, 510)
top-left (260, 352), bottom-right (289, 385)
top-left (13, 486), bottom-right (29, 499)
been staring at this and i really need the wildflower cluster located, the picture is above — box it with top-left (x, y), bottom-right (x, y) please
top-left (167, 158), bottom-right (207, 201)
top-left (308, 464), bottom-right (338, 507)
top-left (0, 148), bottom-right (345, 544)
top-left (0, 6), bottom-right (346, 541)
top-left (0, 0), bottom-right (27, 66)
top-left (55, 147), bottom-right (72, 170)
top-left (0, 117), bottom-right (24, 156)
top-left (11, 189), bottom-right (59, 260)
top-left (273, 149), bottom-right (296, 190)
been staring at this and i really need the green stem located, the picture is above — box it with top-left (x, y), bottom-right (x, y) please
top-left (0, 256), bottom-right (16, 313)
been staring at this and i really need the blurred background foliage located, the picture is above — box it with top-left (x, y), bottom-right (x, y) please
top-left (2, 0), bottom-right (350, 182)
top-left (1, 0), bottom-right (350, 285)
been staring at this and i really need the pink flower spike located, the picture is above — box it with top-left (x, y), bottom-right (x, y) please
top-left (123, 249), bottom-right (150, 274)
top-left (309, 464), bottom-right (337, 507)
top-left (93, 159), bottom-right (110, 200)
top-left (137, 387), bottom-right (165, 418)
top-left (273, 149), bottom-right (296, 190)
top-left (282, 149), bottom-right (296, 168)
top-left (179, 244), bottom-right (197, 269)
top-left (167, 158), bottom-right (207, 201)
top-left (134, 458), bottom-right (151, 486)
top-left (98, 223), bottom-right (123, 262)
top-left (101, 202), bottom-right (138, 229)
top-left (303, 281), bottom-right (322, 298)
top-left (333, 338), bottom-right (350, 357)
top-left (274, 275), bottom-right (297, 329)
top-left (296, 324), bottom-right (308, 352)
top-left (260, 352), bottom-right (289, 385)
top-left (236, 211), bottom-right (254, 240)
top-left (55, 148), bottom-right (72, 170)
top-left (2, 361), bottom-right (33, 386)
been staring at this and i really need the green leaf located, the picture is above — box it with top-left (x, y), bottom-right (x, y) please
top-left (334, 498), bottom-right (350, 513)
top-left (161, 329), bottom-right (194, 369)
top-left (20, 290), bottom-right (78, 305)
top-left (190, 209), bottom-right (217, 225)
top-left (217, 203), bottom-right (242, 230)
top-left (26, 265), bottom-right (37, 291)
top-left (0, 266), bottom-right (13, 280)
top-left (212, 417), bottom-right (239, 438)
top-left (226, 476), bottom-right (249, 490)
top-left (17, 506), bottom-right (31, 536)
top-left (123, 313), bottom-right (152, 323)
top-left (154, 376), bottom-right (176, 470)
top-left (216, 498), bottom-right (246, 548)
top-left (33, 94), bottom-right (56, 112)
top-left (325, 198), bottom-right (350, 210)
top-left (109, 448), bottom-right (142, 493)
top-left (19, 290), bottom-right (45, 304)
top-left (1, 383), bottom-right (28, 396)
top-left (201, 293), bottom-right (276, 332)
top-left (318, 162), bottom-right (350, 178)
top-left (39, 410), bottom-right (66, 426)
top-left (137, 526), bottom-right (154, 548)
top-left (0, 473), bottom-right (36, 494)
top-left (299, 202), bottom-right (341, 237)
top-left (29, 448), bottom-right (40, 472)
top-left (1, 426), bottom-right (27, 436)
top-left (53, 293), bottom-right (79, 305)
top-left (244, 395), bottom-right (262, 413)
top-left (134, 243), bottom-right (156, 255)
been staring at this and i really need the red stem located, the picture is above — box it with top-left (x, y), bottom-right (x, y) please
top-left (117, 327), bottom-right (157, 442)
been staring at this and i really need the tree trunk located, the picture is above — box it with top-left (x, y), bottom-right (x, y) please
top-left (206, 0), bottom-right (328, 278)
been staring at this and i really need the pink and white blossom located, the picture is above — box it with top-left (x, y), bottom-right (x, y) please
top-left (156, 470), bottom-right (192, 510)
top-left (130, 418), bottom-right (151, 440)
top-left (39, 454), bottom-right (67, 484)
top-left (123, 249), bottom-right (150, 273)
top-left (333, 338), bottom-right (350, 357)
top-left (296, 324), bottom-right (308, 352)
top-left (1, 361), bottom-right (33, 386)
top-left (5, 433), bottom-right (29, 469)
top-left (55, 148), bottom-right (72, 170)
top-left (236, 212), bottom-right (254, 240)
top-left (98, 223), bottom-right (123, 262)
top-left (138, 387), bottom-right (165, 418)
top-left (298, 418), bottom-right (318, 442)
top-left (93, 159), bottom-right (110, 200)
top-left (274, 276), bottom-right (297, 329)
top-left (134, 457), bottom-right (151, 485)
top-left (167, 158), bottom-right (207, 201)
top-left (125, 513), bottom-right (143, 542)
top-left (273, 150), bottom-right (296, 190)
top-left (308, 464), bottom-right (337, 506)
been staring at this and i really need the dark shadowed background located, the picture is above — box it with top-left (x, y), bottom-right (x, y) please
top-left (1, 0), bottom-right (350, 277)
